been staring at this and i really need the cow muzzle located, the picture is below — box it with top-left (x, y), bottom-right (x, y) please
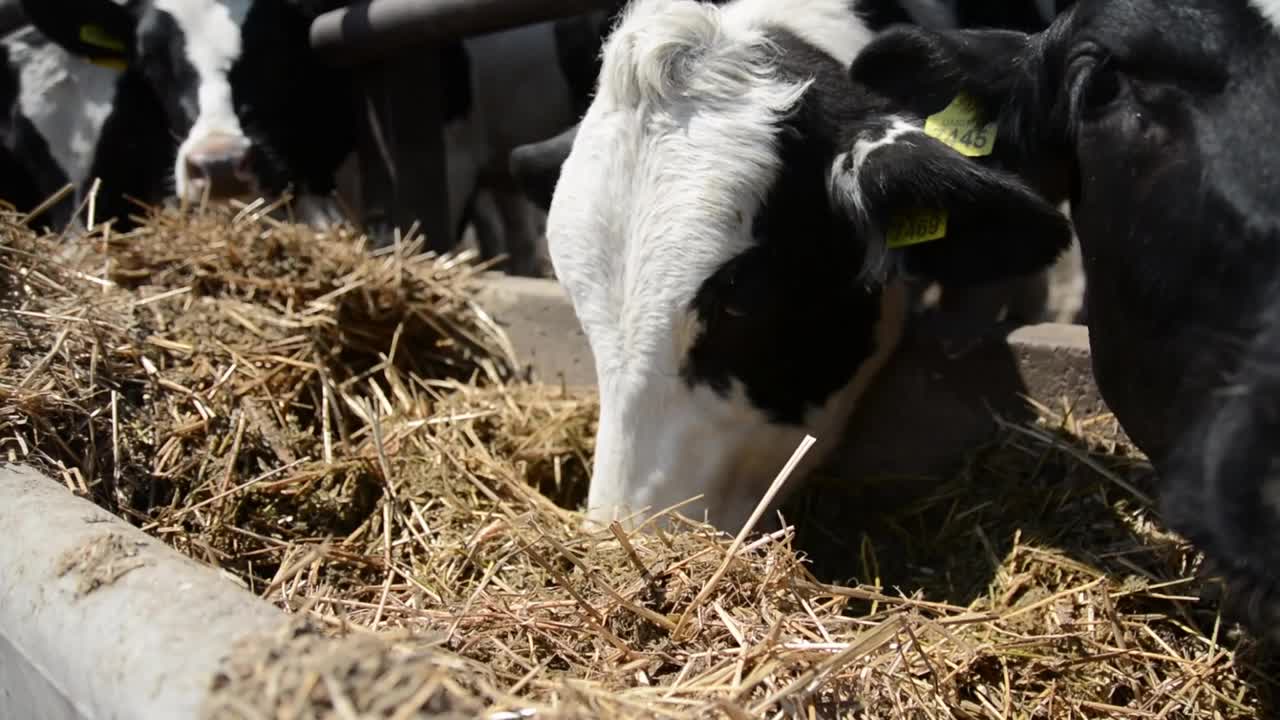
top-left (184, 132), bottom-right (255, 200)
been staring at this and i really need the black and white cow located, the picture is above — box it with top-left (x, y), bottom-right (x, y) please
top-left (5, 0), bottom-right (353, 229)
top-left (546, 0), bottom-right (1072, 531)
top-left (850, 0), bottom-right (1280, 637)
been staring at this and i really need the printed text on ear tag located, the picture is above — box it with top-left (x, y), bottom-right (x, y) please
top-left (924, 92), bottom-right (997, 157)
top-left (79, 24), bottom-right (127, 54)
top-left (887, 208), bottom-right (948, 248)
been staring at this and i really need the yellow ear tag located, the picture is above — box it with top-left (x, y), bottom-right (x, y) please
top-left (79, 24), bottom-right (127, 53)
top-left (886, 208), bottom-right (948, 248)
top-left (924, 92), bottom-right (997, 157)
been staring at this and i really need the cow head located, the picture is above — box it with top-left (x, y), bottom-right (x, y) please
top-left (548, 0), bottom-right (1071, 532)
top-left (21, 0), bottom-right (353, 214)
top-left (851, 0), bottom-right (1280, 636)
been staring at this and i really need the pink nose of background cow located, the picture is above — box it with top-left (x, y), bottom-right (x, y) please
top-left (184, 133), bottom-right (254, 199)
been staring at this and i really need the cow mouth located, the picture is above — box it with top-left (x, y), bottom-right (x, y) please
top-left (180, 133), bottom-right (260, 204)
top-left (185, 176), bottom-right (259, 204)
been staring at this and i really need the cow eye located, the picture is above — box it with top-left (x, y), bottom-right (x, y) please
top-left (1082, 61), bottom-right (1124, 110)
top-left (1069, 52), bottom-right (1128, 118)
top-left (720, 264), bottom-right (749, 318)
top-left (707, 252), bottom-right (765, 320)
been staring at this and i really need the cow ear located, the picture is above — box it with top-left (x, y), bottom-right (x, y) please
top-left (827, 119), bottom-right (1071, 287)
top-left (849, 25), bottom-right (1071, 198)
top-left (20, 0), bottom-right (135, 68)
top-left (509, 125), bottom-right (579, 212)
top-left (850, 26), bottom-right (1034, 119)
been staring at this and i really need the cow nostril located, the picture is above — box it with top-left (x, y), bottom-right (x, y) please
top-left (185, 156), bottom-right (208, 184)
top-left (185, 141), bottom-right (254, 197)
top-left (236, 149), bottom-right (253, 177)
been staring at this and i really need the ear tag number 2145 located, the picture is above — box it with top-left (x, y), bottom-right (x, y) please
top-left (924, 93), bottom-right (997, 157)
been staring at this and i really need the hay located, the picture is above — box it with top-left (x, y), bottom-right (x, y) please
top-left (0, 202), bottom-right (1275, 719)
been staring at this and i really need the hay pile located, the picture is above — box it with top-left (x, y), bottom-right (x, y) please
top-left (0, 202), bottom-right (1275, 719)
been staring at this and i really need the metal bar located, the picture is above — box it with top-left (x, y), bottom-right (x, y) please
top-left (311, 0), bottom-right (622, 66)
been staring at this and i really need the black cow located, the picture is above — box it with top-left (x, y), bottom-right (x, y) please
top-left (5, 0), bottom-right (353, 230)
top-left (850, 0), bottom-right (1280, 639)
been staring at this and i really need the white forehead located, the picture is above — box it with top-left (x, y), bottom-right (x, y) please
top-left (153, 0), bottom-right (250, 67)
top-left (1251, 0), bottom-right (1280, 32)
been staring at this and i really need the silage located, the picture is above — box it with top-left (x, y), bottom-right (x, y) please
top-left (0, 201), bottom-right (1273, 719)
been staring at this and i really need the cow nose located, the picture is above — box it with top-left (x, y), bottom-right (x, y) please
top-left (185, 134), bottom-right (254, 199)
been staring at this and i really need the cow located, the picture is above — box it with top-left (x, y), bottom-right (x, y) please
top-left (5, 0), bottom-right (354, 231)
top-left (544, 0), bottom-right (1072, 532)
top-left (848, 0), bottom-right (1280, 640)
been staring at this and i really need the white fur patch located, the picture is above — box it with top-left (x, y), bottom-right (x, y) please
top-left (1252, 0), bottom-right (1280, 32)
top-left (829, 117), bottom-right (918, 221)
top-left (549, 0), bottom-right (882, 531)
top-left (827, 117), bottom-right (920, 278)
top-left (155, 0), bottom-right (252, 200)
top-left (9, 29), bottom-right (121, 188)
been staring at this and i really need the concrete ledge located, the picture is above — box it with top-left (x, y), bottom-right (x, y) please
top-left (0, 465), bottom-right (284, 719)
top-left (475, 274), bottom-right (1117, 480)
top-left (475, 273), bottom-right (594, 386)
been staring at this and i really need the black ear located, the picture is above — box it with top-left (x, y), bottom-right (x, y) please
top-left (849, 25), bottom-right (1071, 201)
top-left (20, 0), bottom-right (135, 66)
top-left (828, 122), bottom-right (1071, 287)
top-left (509, 124), bottom-right (579, 212)
top-left (850, 26), bottom-right (1033, 118)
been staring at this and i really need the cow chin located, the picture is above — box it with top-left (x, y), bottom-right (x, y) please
top-left (583, 378), bottom-right (824, 535)
top-left (582, 281), bottom-right (909, 536)
top-left (582, 372), bottom-right (883, 536)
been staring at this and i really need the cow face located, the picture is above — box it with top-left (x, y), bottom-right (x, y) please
top-left (21, 0), bottom-right (352, 210)
top-left (549, 0), bottom-right (1071, 532)
top-left (851, 0), bottom-right (1280, 635)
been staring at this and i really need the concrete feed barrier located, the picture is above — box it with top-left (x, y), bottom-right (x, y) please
top-left (0, 464), bottom-right (284, 720)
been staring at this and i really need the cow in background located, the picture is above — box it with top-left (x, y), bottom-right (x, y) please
top-left (2, 0), bottom-right (354, 230)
